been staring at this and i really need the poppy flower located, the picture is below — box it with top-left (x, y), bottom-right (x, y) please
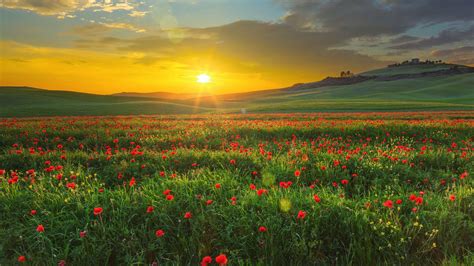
top-left (258, 226), bottom-right (267, 232)
top-left (80, 231), bottom-right (87, 238)
top-left (146, 206), bottom-right (154, 213)
top-left (18, 256), bottom-right (26, 262)
top-left (31, 209), bottom-right (37, 215)
top-left (166, 195), bottom-right (174, 201)
top-left (383, 200), bottom-right (393, 209)
top-left (449, 194), bottom-right (456, 201)
top-left (36, 224), bottom-right (45, 232)
top-left (66, 182), bottom-right (76, 190)
top-left (201, 256), bottom-right (212, 266)
top-left (249, 184), bottom-right (256, 190)
top-left (184, 212), bottom-right (192, 219)
top-left (215, 254), bottom-right (228, 265)
top-left (206, 200), bottom-right (213, 205)
top-left (415, 197), bottom-right (423, 205)
top-left (341, 179), bottom-right (349, 185)
top-left (257, 189), bottom-right (268, 196)
top-left (163, 189), bottom-right (171, 195)
top-left (396, 199), bottom-right (403, 205)
top-left (129, 177), bottom-right (136, 187)
top-left (93, 207), bottom-right (103, 216)
top-left (294, 170), bottom-right (301, 177)
top-left (297, 210), bottom-right (306, 220)
top-left (155, 229), bottom-right (165, 237)
top-left (313, 194), bottom-right (321, 203)
top-left (215, 183), bottom-right (221, 189)
top-left (0, 169), bottom-right (5, 176)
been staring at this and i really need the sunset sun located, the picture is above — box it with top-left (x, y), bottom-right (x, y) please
top-left (196, 73), bottom-right (211, 83)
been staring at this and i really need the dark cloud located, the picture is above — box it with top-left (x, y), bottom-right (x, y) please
top-left (278, 0), bottom-right (474, 41)
top-left (391, 26), bottom-right (474, 50)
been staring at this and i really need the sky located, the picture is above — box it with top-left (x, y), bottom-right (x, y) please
top-left (0, 0), bottom-right (473, 95)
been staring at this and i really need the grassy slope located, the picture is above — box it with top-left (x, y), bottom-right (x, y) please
top-left (360, 63), bottom-right (455, 76)
top-left (1, 65), bottom-right (473, 116)
top-left (0, 87), bottom-right (211, 117)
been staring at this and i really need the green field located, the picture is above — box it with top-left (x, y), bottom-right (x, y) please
top-left (0, 112), bottom-right (473, 264)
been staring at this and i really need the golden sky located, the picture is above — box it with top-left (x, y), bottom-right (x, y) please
top-left (1, 0), bottom-right (473, 95)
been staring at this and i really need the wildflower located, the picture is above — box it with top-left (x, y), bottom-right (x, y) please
top-left (201, 256), bottom-right (212, 266)
top-left (184, 212), bottom-right (192, 219)
top-left (341, 179), bottom-right (349, 185)
top-left (163, 189), bottom-right (171, 195)
top-left (313, 194), bottom-right (321, 203)
top-left (36, 224), bottom-right (45, 232)
top-left (129, 177), bottom-right (136, 187)
top-left (215, 183), bottom-right (221, 189)
top-left (297, 210), bottom-right (306, 220)
top-left (166, 194), bottom-right (174, 201)
top-left (31, 209), bottom-right (37, 215)
top-left (206, 200), bottom-right (213, 205)
top-left (155, 229), bottom-right (165, 238)
top-left (383, 200), bottom-right (393, 209)
top-left (249, 183), bottom-right (256, 190)
top-left (146, 206), bottom-right (154, 213)
top-left (215, 254), bottom-right (228, 265)
top-left (66, 182), bottom-right (76, 190)
top-left (396, 199), bottom-right (402, 205)
top-left (93, 207), bottom-right (103, 216)
top-left (258, 226), bottom-right (267, 232)
top-left (18, 256), bottom-right (26, 262)
top-left (449, 194), bottom-right (456, 201)
top-left (257, 189), bottom-right (268, 196)
top-left (294, 170), bottom-right (301, 177)
top-left (80, 231), bottom-right (87, 238)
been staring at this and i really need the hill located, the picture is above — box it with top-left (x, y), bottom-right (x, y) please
top-left (1, 63), bottom-right (473, 117)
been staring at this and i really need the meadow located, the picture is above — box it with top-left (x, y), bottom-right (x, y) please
top-left (0, 112), bottom-right (473, 265)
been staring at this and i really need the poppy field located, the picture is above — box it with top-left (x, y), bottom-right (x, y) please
top-left (1, 112), bottom-right (473, 265)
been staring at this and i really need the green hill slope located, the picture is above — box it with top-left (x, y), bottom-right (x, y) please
top-left (1, 64), bottom-right (473, 116)
top-left (0, 87), bottom-right (211, 117)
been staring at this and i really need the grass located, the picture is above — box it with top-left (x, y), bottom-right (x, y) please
top-left (360, 64), bottom-right (456, 76)
top-left (0, 112), bottom-right (473, 265)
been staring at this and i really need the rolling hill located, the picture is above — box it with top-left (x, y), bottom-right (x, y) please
top-left (1, 63), bottom-right (473, 117)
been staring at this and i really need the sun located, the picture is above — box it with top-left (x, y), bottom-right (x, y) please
top-left (196, 73), bottom-right (211, 83)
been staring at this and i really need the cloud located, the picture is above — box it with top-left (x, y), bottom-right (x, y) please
top-left (72, 22), bottom-right (146, 37)
top-left (75, 20), bottom-right (385, 80)
top-left (0, 0), bottom-right (135, 17)
top-left (431, 46), bottom-right (474, 65)
top-left (390, 26), bottom-right (474, 50)
top-left (277, 0), bottom-right (474, 41)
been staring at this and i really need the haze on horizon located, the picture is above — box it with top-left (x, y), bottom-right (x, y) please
top-left (1, 0), bottom-right (473, 95)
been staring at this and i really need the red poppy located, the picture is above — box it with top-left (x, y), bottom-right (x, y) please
top-left (129, 177), bottom-right (136, 187)
top-left (215, 254), bottom-right (228, 265)
top-left (206, 200), bottom-right (213, 205)
top-left (93, 207), bottom-right (103, 216)
top-left (184, 212), bottom-right (192, 219)
top-left (257, 189), bottom-right (268, 196)
top-left (297, 210), bottom-right (306, 220)
top-left (18, 256), bottom-right (26, 262)
top-left (294, 170), bottom-right (301, 177)
top-left (229, 159), bottom-right (236, 165)
top-left (383, 200), bottom-right (393, 209)
top-left (249, 184), bottom-right (256, 190)
top-left (146, 206), bottom-right (154, 213)
top-left (415, 197), bottom-right (423, 205)
top-left (313, 194), bottom-right (321, 203)
top-left (163, 189), bottom-right (171, 195)
top-left (0, 169), bottom-right (5, 176)
top-left (155, 229), bottom-right (165, 237)
top-left (396, 199), bottom-right (403, 205)
top-left (215, 183), bottom-right (221, 189)
top-left (36, 224), bottom-right (45, 232)
top-left (449, 194), bottom-right (456, 201)
top-left (201, 256), bottom-right (212, 266)
top-left (30, 209), bottom-right (37, 215)
top-left (341, 179), bottom-right (349, 185)
top-left (66, 182), bottom-right (76, 190)
top-left (258, 226), bottom-right (267, 232)
top-left (166, 194), bottom-right (174, 201)
top-left (80, 231), bottom-right (87, 238)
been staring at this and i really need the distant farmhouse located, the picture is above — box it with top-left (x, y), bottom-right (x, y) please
top-left (388, 58), bottom-right (444, 68)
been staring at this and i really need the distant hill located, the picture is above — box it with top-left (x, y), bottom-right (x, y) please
top-left (112, 91), bottom-right (210, 100)
top-left (1, 63), bottom-right (473, 117)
